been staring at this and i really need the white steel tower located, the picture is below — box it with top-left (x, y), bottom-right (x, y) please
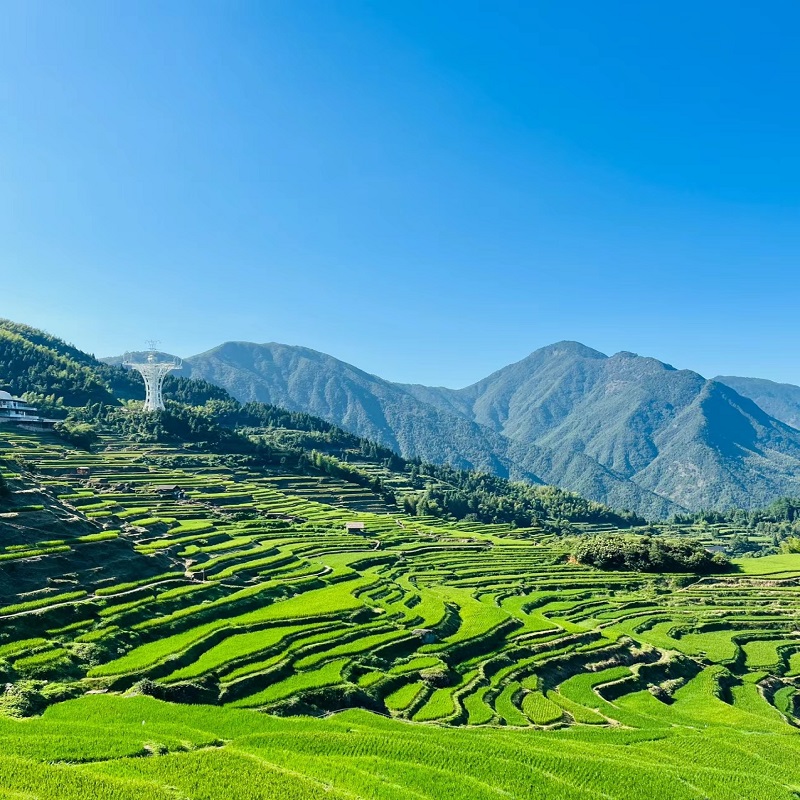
top-left (123, 341), bottom-right (182, 412)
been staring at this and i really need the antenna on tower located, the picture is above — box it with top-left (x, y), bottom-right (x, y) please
top-left (123, 342), bottom-right (181, 412)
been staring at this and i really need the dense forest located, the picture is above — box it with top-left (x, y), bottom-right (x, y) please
top-left (673, 498), bottom-right (800, 526)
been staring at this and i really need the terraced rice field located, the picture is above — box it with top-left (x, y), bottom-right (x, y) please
top-left (1, 427), bottom-right (800, 798)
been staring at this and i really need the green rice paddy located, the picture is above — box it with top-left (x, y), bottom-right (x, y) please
top-left (1, 427), bottom-right (800, 798)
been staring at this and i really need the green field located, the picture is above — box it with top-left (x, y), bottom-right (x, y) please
top-left (0, 694), bottom-right (797, 799)
top-left (734, 553), bottom-right (800, 576)
top-left (1, 426), bottom-right (800, 798)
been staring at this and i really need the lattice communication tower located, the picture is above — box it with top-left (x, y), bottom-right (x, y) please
top-left (123, 341), bottom-right (182, 412)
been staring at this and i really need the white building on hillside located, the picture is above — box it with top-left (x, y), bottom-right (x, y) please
top-left (0, 391), bottom-right (58, 428)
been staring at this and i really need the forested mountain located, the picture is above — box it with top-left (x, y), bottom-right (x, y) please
top-left (1, 319), bottom-right (637, 529)
top-left (715, 375), bottom-right (800, 430)
top-left (179, 340), bottom-right (800, 516)
top-left (0, 320), bottom-right (230, 413)
top-left (178, 342), bottom-right (512, 477)
top-left (417, 343), bottom-right (800, 513)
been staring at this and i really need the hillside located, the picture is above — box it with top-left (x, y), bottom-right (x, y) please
top-left (180, 339), bottom-right (800, 516)
top-left (1, 402), bottom-right (800, 799)
top-left (1, 319), bottom-right (637, 531)
top-left (438, 344), bottom-right (800, 512)
top-left (180, 341), bottom-right (514, 477)
top-left (0, 466), bottom-right (171, 604)
top-left (3, 320), bottom-right (800, 799)
top-left (716, 375), bottom-right (800, 430)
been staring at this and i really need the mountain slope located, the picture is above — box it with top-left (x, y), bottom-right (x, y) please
top-left (3, 319), bottom-right (639, 531)
top-left (181, 341), bottom-right (516, 478)
top-left (715, 375), bottom-right (800, 430)
top-left (409, 343), bottom-right (703, 476)
top-left (437, 344), bottom-right (800, 510)
top-left (182, 342), bottom-right (682, 517)
top-left (181, 340), bottom-right (800, 516)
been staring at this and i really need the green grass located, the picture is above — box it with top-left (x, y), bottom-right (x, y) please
top-left (385, 682), bottom-right (424, 711)
top-left (0, 638), bottom-right (48, 658)
top-left (12, 647), bottom-right (71, 676)
top-left (389, 656), bottom-right (443, 675)
top-left (422, 588), bottom-right (510, 649)
top-left (742, 639), bottom-right (788, 668)
top-left (413, 686), bottom-right (457, 721)
top-left (294, 630), bottom-right (406, 669)
top-left (494, 681), bottom-right (529, 726)
top-left (558, 666), bottom-right (631, 721)
top-left (734, 553), bottom-right (800, 575)
top-left (2, 695), bottom-right (799, 799)
top-left (164, 624), bottom-right (315, 682)
top-left (0, 591), bottom-right (87, 615)
top-left (522, 690), bottom-right (563, 725)
top-left (90, 580), bottom-right (369, 678)
top-left (788, 651), bottom-right (800, 677)
top-left (229, 658), bottom-right (348, 707)
top-left (546, 690), bottom-right (608, 724)
top-left (463, 685), bottom-right (494, 724)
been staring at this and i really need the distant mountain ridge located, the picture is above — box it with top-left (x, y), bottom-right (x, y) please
top-left (715, 375), bottom-right (800, 430)
top-left (168, 339), bottom-right (800, 517)
top-left (178, 341), bottom-right (512, 477)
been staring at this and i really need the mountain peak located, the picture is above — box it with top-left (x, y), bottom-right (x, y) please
top-left (608, 350), bottom-right (678, 372)
top-left (533, 341), bottom-right (608, 360)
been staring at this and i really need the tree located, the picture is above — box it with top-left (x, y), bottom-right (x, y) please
top-left (573, 534), bottom-right (731, 574)
top-left (54, 421), bottom-right (99, 450)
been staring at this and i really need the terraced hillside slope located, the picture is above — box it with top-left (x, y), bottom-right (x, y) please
top-left (2, 427), bottom-right (800, 798)
top-left (0, 318), bottom-right (642, 533)
top-left (4, 319), bottom-right (800, 798)
top-left (179, 339), bottom-right (800, 516)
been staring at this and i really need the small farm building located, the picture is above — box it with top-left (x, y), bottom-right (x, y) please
top-left (153, 484), bottom-right (187, 498)
top-left (345, 521), bottom-right (366, 534)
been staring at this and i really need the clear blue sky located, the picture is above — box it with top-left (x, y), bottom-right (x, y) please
top-left (2, 1), bottom-right (799, 387)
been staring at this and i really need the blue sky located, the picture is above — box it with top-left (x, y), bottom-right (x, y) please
top-left (1, 1), bottom-right (799, 387)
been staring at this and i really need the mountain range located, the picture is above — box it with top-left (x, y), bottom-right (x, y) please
top-left (110, 340), bottom-right (800, 518)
